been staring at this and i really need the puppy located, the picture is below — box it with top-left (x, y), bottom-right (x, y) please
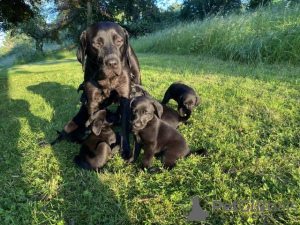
top-left (162, 82), bottom-right (200, 117)
top-left (73, 110), bottom-right (120, 171)
top-left (130, 96), bottom-right (206, 170)
top-left (51, 105), bottom-right (90, 145)
top-left (161, 104), bottom-right (190, 129)
top-left (83, 79), bottom-right (111, 115)
top-left (130, 84), bottom-right (152, 98)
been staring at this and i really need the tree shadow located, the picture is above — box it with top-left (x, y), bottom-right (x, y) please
top-left (0, 67), bottom-right (43, 224)
top-left (27, 82), bottom-right (130, 224)
top-left (0, 73), bottom-right (129, 224)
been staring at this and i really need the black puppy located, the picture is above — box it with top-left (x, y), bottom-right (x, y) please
top-left (162, 82), bottom-right (200, 117)
top-left (161, 104), bottom-right (189, 129)
top-left (130, 96), bottom-right (206, 170)
top-left (73, 110), bottom-right (120, 171)
top-left (51, 105), bottom-right (90, 145)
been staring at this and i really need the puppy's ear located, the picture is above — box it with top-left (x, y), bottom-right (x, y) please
top-left (92, 119), bottom-right (103, 136)
top-left (77, 30), bottom-right (87, 72)
top-left (195, 95), bottom-right (201, 106)
top-left (123, 28), bottom-right (131, 68)
top-left (129, 97), bottom-right (135, 109)
top-left (152, 100), bottom-right (163, 119)
top-left (85, 110), bottom-right (106, 128)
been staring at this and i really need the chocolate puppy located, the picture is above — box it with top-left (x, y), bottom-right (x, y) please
top-left (130, 96), bottom-right (206, 170)
top-left (162, 82), bottom-right (200, 117)
top-left (161, 104), bottom-right (189, 129)
top-left (51, 105), bottom-right (90, 145)
top-left (73, 110), bottom-right (120, 171)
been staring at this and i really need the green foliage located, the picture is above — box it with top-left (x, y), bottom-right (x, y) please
top-left (248, 0), bottom-right (272, 9)
top-left (0, 53), bottom-right (299, 224)
top-left (132, 3), bottom-right (300, 64)
top-left (181, 0), bottom-right (242, 20)
top-left (0, 0), bottom-right (35, 30)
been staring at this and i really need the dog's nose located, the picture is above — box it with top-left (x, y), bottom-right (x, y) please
top-left (106, 58), bottom-right (118, 69)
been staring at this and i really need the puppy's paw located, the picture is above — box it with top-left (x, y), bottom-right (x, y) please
top-left (148, 167), bottom-right (162, 174)
top-left (126, 157), bottom-right (135, 164)
top-left (121, 150), bottom-right (130, 160)
top-left (38, 140), bottom-right (50, 148)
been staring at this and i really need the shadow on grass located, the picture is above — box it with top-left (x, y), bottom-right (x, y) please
top-left (26, 82), bottom-right (130, 224)
top-left (0, 72), bottom-right (129, 223)
top-left (0, 67), bottom-right (43, 224)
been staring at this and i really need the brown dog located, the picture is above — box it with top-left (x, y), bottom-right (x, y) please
top-left (161, 104), bottom-right (190, 129)
top-left (129, 96), bottom-right (206, 171)
top-left (77, 21), bottom-right (142, 158)
top-left (73, 110), bottom-right (120, 171)
top-left (51, 105), bottom-right (90, 145)
top-left (162, 82), bottom-right (200, 117)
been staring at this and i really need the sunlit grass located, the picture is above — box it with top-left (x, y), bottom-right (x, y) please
top-left (0, 54), bottom-right (299, 224)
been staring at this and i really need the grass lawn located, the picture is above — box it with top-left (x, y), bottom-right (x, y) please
top-left (0, 54), bottom-right (299, 224)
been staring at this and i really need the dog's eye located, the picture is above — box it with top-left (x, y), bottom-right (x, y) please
top-left (115, 38), bottom-right (123, 46)
top-left (93, 38), bottom-right (103, 48)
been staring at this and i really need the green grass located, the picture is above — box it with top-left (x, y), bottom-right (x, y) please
top-left (0, 54), bottom-right (299, 224)
top-left (132, 3), bottom-right (300, 64)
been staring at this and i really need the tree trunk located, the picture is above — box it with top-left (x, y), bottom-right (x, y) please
top-left (35, 38), bottom-right (43, 54)
top-left (87, 1), bottom-right (92, 27)
top-left (202, 0), bottom-right (207, 18)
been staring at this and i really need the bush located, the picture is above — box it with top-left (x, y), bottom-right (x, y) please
top-left (132, 3), bottom-right (300, 64)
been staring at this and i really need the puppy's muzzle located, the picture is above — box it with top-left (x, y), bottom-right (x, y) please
top-left (131, 121), bottom-right (144, 130)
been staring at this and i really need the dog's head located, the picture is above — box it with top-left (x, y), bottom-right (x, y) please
top-left (130, 96), bottom-right (163, 131)
top-left (85, 110), bottom-right (112, 136)
top-left (178, 93), bottom-right (200, 117)
top-left (77, 21), bottom-right (131, 78)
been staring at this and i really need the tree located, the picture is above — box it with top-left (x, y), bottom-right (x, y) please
top-left (181, 0), bottom-right (242, 20)
top-left (53, 0), bottom-right (115, 42)
top-left (248, 0), bottom-right (272, 9)
top-left (0, 0), bottom-right (37, 30)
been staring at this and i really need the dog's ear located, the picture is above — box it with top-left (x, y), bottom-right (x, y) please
top-left (92, 119), bottom-right (103, 136)
top-left (179, 95), bottom-right (183, 106)
top-left (195, 95), bottom-right (201, 106)
top-left (129, 97), bottom-right (135, 109)
top-left (77, 30), bottom-right (87, 72)
top-left (152, 100), bottom-right (163, 119)
top-left (85, 110), bottom-right (106, 128)
top-left (123, 28), bottom-right (131, 68)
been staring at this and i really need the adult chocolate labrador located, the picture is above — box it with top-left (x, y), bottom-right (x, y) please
top-left (77, 21), bottom-right (141, 158)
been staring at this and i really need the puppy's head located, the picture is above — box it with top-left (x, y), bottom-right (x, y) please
top-left (130, 96), bottom-right (163, 131)
top-left (77, 21), bottom-right (130, 77)
top-left (85, 110), bottom-right (112, 136)
top-left (178, 93), bottom-right (200, 117)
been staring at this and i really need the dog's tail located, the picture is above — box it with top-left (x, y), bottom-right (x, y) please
top-left (186, 148), bottom-right (208, 158)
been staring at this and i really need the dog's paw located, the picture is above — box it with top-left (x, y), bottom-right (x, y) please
top-left (148, 167), bottom-right (162, 174)
top-left (38, 140), bottom-right (50, 148)
top-left (126, 157), bottom-right (135, 164)
top-left (121, 150), bottom-right (130, 160)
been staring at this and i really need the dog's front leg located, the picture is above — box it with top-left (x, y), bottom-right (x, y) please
top-left (141, 144), bottom-right (156, 170)
top-left (161, 88), bottom-right (171, 104)
top-left (128, 136), bottom-right (142, 163)
top-left (119, 96), bottom-right (130, 159)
